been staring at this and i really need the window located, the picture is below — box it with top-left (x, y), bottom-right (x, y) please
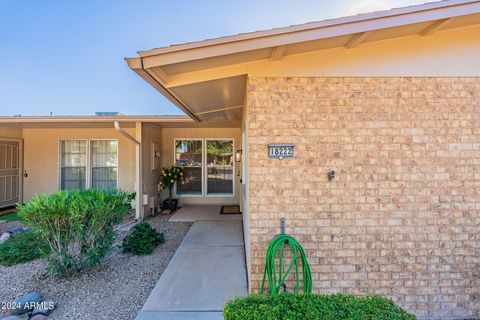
top-left (175, 140), bottom-right (203, 195)
top-left (91, 140), bottom-right (118, 190)
top-left (59, 140), bottom-right (118, 191)
top-left (60, 140), bottom-right (87, 190)
top-left (174, 138), bottom-right (235, 197)
top-left (206, 139), bottom-right (233, 195)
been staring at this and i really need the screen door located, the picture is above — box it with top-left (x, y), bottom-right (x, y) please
top-left (0, 141), bottom-right (20, 208)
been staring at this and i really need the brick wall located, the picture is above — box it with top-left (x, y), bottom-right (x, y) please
top-left (246, 77), bottom-right (480, 319)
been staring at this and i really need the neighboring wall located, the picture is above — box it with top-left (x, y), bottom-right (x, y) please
top-left (23, 127), bottom-right (137, 201)
top-left (0, 126), bottom-right (22, 139)
top-left (247, 77), bottom-right (480, 319)
top-left (142, 124), bottom-right (162, 215)
top-left (160, 127), bottom-right (241, 205)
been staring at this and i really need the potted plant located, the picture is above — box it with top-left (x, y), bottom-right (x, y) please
top-left (159, 164), bottom-right (183, 212)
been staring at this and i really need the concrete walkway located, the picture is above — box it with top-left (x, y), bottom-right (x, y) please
top-left (135, 219), bottom-right (248, 320)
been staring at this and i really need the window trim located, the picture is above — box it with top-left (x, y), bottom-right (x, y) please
top-left (173, 138), bottom-right (235, 198)
top-left (173, 138), bottom-right (204, 197)
top-left (58, 139), bottom-right (119, 191)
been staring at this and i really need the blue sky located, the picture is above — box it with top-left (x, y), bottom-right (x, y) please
top-left (0, 0), bottom-right (433, 116)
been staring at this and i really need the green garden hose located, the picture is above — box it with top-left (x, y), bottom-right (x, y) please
top-left (260, 234), bottom-right (312, 295)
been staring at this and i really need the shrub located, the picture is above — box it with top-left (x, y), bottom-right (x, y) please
top-left (224, 294), bottom-right (416, 320)
top-left (0, 212), bottom-right (21, 221)
top-left (0, 231), bottom-right (49, 266)
top-left (17, 189), bottom-right (134, 274)
top-left (122, 222), bottom-right (164, 255)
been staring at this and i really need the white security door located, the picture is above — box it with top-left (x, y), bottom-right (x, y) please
top-left (0, 141), bottom-right (20, 208)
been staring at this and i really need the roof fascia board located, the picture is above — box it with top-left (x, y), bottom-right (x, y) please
top-left (138, 0), bottom-right (479, 58)
top-left (126, 57), bottom-right (201, 121)
top-left (140, 2), bottom-right (480, 68)
top-left (0, 115), bottom-right (193, 124)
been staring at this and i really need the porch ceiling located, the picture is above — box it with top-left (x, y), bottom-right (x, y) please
top-left (169, 75), bottom-right (246, 122)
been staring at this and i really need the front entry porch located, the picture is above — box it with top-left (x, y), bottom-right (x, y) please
top-left (135, 205), bottom-right (248, 320)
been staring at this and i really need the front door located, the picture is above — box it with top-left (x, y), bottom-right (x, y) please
top-left (0, 141), bottom-right (20, 209)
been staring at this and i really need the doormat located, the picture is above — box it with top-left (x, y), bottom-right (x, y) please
top-left (220, 205), bottom-right (241, 215)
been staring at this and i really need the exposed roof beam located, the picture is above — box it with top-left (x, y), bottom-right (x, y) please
top-left (419, 18), bottom-right (453, 36)
top-left (345, 31), bottom-right (372, 49)
top-left (195, 105), bottom-right (243, 116)
top-left (270, 45), bottom-right (287, 61)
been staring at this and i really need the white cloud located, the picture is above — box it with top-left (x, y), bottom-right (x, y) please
top-left (347, 0), bottom-right (392, 15)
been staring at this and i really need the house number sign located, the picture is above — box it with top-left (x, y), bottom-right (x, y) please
top-left (268, 144), bottom-right (295, 159)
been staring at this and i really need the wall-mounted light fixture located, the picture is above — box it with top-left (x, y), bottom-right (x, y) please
top-left (235, 149), bottom-right (242, 162)
top-left (327, 170), bottom-right (335, 182)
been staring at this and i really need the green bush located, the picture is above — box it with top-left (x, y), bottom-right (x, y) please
top-left (0, 231), bottom-right (49, 266)
top-left (17, 189), bottom-right (134, 274)
top-left (122, 222), bottom-right (164, 255)
top-left (224, 294), bottom-right (416, 320)
top-left (0, 212), bottom-right (21, 221)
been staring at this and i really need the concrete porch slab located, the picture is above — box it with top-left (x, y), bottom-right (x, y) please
top-left (169, 205), bottom-right (242, 222)
top-left (135, 220), bottom-right (247, 320)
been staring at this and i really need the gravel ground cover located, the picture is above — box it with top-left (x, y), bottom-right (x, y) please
top-left (0, 215), bottom-right (191, 320)
top-left (0, 220), bottom-right (23, 235)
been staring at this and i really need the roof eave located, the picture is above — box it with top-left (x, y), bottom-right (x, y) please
top-left (0, 114), bottom-right (193, 124)
top-left (136, 0), bottom-right (480, 59)
top-left (126, 57), bottom-right (201, 122)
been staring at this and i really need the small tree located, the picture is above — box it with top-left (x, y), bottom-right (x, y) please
top-left (17, 189), bottom-right (134, 274)
top-left (159, 165), bottom-right (184, 204)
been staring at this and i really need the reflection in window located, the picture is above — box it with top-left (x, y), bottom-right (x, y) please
top-left (60, 140), bottom-right (87, 190)
top-left (206, 140), bottom-right (233, 195)
top-left (91, 140), bottom-right (118, 190)
top-left (175, 140), bottom-right (202, 195)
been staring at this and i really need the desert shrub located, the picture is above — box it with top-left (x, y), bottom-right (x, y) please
top-left (0, 231), bottom-right (49, 266)
top-left (17, 189), bottom-right (134, 274)
top-left (0, 212), bottom-right (21, 221)
top-left (224, 294), bottom-right (416, 320)
top-left (122, 222), bottom-right (164, 255)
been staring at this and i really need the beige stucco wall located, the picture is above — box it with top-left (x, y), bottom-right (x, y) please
top-left (160, 127), bottom-right (241, 205)
top-left (0, 126), bottom-right (22, 139)
top-left (142, 124), bottom-right (162, 215)
top-left (23, 127), bottom-right (137, 201)
top-left (247, 77), bottom-right (480, 319)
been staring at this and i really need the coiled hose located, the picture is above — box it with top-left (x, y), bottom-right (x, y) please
top-left (260, 234), bottom-right (312, 295)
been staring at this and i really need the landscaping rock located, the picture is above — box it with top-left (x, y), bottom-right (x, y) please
top-left (6, 227), bottom-right (29, 237)
top-left (31, 300), bottom-right (55, 316)
top-left (12, 292), bottom-right (43, 315)
top-left (0, 316), bottom-right (22, 320)
top-left (0, 232), bottom-right (10, 243)
top-left (30, 315), bottom-right (49, 320)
